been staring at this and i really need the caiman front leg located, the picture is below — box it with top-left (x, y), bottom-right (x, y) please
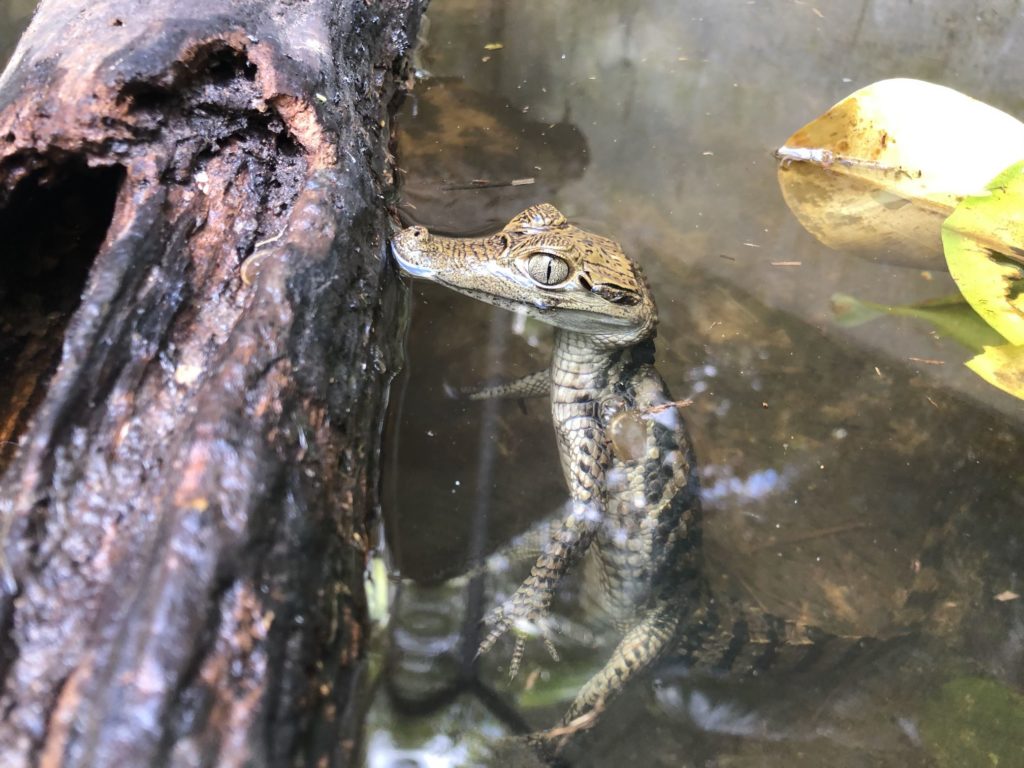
top-left (479, 413), bottom-right (610, 677)
top-left (449, 369), bottom-right (550, 401)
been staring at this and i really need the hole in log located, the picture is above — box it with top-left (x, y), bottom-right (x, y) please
top-left (202, 43), bottom-right (258, 83)
top-left (0, 158), bottom-right (124, 473)
top-left (120, 41), bottom-right (258, 111)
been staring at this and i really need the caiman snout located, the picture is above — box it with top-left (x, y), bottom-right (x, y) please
top-left (390, 225), bottom-right (437, 278)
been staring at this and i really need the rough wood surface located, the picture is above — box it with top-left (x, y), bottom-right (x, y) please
top-left (0, 0), bottom-right (423, 765)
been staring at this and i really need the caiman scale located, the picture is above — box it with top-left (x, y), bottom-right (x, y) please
top-left (391, 205), bottom-right (846, 729)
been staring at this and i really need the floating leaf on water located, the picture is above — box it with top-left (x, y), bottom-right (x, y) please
top-left (777, 79), bottom-right (1024, 267)
top-left (994, 590), bottom-right (1020, 602)
top-left (965, 344), bottom-right (1024, 400)
top-left (941, 160), bottom-right (1024, 346)
top-left (483, 42), bottom-right (504, 50)
top-left (831, 292), bottom-right (1006, 353)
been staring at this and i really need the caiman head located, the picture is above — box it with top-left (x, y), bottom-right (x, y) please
top-left (390, 204), bottom-right (657, 346)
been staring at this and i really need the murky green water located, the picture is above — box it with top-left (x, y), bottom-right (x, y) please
top-left (374, 1), bottom-right (1024, 766)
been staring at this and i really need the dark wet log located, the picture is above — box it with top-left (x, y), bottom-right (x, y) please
top-left (0, 0), bottom-right (422, 765)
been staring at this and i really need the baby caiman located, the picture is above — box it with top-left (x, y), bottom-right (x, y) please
top-left (390, 205), bottom-right (854, 730)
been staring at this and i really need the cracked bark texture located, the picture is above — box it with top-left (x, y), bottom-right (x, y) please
top-left (0, 0), bottom-right (423, 765)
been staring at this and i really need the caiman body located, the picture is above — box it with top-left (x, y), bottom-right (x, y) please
top-left (391, 205), bottom-right (843, 727)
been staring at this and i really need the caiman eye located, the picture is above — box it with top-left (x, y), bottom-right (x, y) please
top-left (526, 252), bottom-right (570, 286)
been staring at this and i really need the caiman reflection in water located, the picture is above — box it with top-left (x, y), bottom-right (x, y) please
top-left (390, 204), bottom-right (879, 746)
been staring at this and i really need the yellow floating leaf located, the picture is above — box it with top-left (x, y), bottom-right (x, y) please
top-left (777, 79), bottom-right (1024, 267)
top-left (966, 343), bottom-right (1024, 399)
top-left (483, 42), bottom-right (504, 50)
top-left (941, 160), bottom-right (1024, 346)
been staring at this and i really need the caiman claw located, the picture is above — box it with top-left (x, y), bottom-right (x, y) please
top-left (478, 591), bottom-right (561, 679)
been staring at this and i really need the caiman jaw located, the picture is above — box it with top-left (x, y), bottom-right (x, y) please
top-left (389, 241), bottom-right (435, 278)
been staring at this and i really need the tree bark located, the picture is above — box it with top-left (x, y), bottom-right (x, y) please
top-left (0, 1), bottom-right (422, 765)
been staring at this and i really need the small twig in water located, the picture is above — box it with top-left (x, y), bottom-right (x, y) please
top-left (642, 398), bottom-right (694, 416)
top-left (743, 521), bottom-right (872, 553)
top-left (442, 177), bottom-right (535, 191)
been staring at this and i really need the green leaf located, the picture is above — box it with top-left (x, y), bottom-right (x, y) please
top-left (942, 160), bottom-right (1024, 346)
top-left (516, 663), bottom-right (596, 710)
top-left (831, 292), bottom-right (1006, 353)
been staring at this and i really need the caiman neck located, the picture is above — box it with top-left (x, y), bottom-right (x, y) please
top-left (549, 309), bottom-right (655, 386)
top-left (550, 331), bottom-right (619, 395)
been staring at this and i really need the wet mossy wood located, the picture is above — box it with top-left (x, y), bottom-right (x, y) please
top-left (0, 0), bottom-right (422, 765)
